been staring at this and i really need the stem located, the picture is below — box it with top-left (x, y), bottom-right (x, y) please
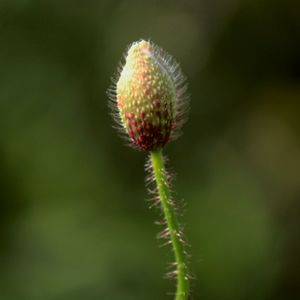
top-left (150, 149), bottom-right (189, 300)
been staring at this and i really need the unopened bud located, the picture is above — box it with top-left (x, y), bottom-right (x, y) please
top-left (109, 39), bottom-right (189, 151)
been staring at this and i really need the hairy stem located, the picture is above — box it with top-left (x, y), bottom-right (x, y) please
top-left (150, 149), bottom-right (189, 300)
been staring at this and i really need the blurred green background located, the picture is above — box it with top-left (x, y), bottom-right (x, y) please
top-left (0, 0), bottom-right (299, 299)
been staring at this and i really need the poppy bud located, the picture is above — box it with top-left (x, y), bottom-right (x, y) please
top-left (109, 40), bottom-right (189, 151)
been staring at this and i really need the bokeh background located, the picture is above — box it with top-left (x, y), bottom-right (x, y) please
top-left (0, 0), bottom-right (299, 299)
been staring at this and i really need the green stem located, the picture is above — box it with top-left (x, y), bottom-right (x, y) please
top-left (150, 149), bottom-right (189, 300)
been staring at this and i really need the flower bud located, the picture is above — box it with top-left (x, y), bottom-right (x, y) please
top-left (109, 40), bottom-right (188, 151)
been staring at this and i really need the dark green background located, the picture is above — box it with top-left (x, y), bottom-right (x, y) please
top-left (0, 0), bottom-right (299, 299)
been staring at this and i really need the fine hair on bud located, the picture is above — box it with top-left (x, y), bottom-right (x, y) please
top-left (108, 39), bottom-right (189, 151)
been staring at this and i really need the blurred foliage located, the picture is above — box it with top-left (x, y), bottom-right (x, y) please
top-left (0, 0), bottom-right (299, 299)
